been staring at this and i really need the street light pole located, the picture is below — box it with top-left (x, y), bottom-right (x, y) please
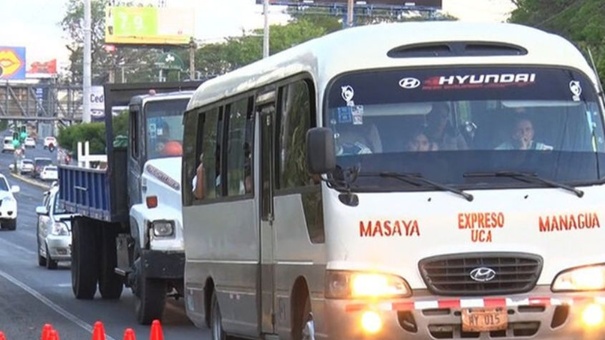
top-left (263, 0), bottom-right (270, 58)
top-left (347, 0), bottom-right (354, 28)
top-left (83, 0), bottom-right (92, 123)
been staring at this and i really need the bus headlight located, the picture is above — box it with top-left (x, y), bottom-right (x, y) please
top-left (150, 220), bottom-right (175, 237)
top-left (552, 265), bottom-right (605, 291)
top-left (325, 270), bottom-right (411, 299)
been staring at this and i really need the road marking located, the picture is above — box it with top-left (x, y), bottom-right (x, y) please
top-left (0, 237), bottom-right (36, 256)
top-left (0, 268), bottom-right (117, 340)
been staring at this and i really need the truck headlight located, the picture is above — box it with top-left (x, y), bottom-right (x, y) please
top-left (552, 265), bottom-right (605, 291)
top-left (150, 220), bottom-right (174, 237)
top-left (51, 222), bottom-right (70, 236)
top-left (325, 270), bottom-right (411, 299)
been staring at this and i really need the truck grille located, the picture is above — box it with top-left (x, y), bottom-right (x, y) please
top-left (418, 253), bottom-right (543, 296)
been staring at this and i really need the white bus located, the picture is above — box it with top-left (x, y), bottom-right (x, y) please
top-left (182, 21), bottom-right (605, 339)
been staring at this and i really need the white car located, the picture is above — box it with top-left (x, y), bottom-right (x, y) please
top-left (43, 137), bottom-right (57, 150)
top-left (39, 165), bottom-right (58, 181)
top-left (0, 174), bottom-right (19, 230)
top-left (2, 136), bottom-right (14, 153)
top-left (9, 158), bottom-right (34, 174)
top-left (24, 137), bottom-right (36, 148)
top-left (36, 185), bottom-right (71, 269)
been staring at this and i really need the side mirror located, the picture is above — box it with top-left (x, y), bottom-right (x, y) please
top-left (10, 185), bottom-right (20, 193)
top-left (306, 127), bottom-right (336, 174)
top-left (35, 206), bottom-right (48, 215)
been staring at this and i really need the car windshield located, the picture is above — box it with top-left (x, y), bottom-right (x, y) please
top-left (326, 66), bottom-right (605, 192)
top-left (0, 178), bottom-right (9, 192)
top-left (53, 192), bottom-right (66, 214)
top-left (36, 159), bottom-right (52, 167)
top-left (145, 98), bottom-right (189, 160)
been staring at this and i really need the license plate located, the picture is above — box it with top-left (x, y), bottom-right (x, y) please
top-left (461, 307), bottom-right (508, 332)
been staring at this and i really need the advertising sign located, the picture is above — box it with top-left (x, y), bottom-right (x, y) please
top-left (105, 6), bottom-right (195, 45)
top-left (0, 46), bottom-right (26, 80)
top-left (91, 86), bottom-right (105, 121)
top-left (27, 59), bottom-right (58, 78)
top-left (255, 0), bottom-right (442, 8)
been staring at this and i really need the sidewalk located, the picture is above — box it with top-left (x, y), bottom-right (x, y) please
top-left (9, 171), bottom-right (51, 190)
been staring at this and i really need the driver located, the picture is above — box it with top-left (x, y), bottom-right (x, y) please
top-left (334, 123), bottom-right (381, 156)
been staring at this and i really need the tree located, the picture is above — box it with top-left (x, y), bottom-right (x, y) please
top-left (509, 0), bottom-right (605, 79)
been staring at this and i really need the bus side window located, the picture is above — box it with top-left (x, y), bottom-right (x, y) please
top-left (225, 97), bottom-right (253, 197)
top-left (277, 79), bottom-right (325, 243)
top-left (194, 107), bottom-right (221, 200)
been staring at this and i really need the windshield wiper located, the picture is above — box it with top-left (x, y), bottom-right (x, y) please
top-left (463, 171), bottom-right (584, 198)
top-left (378, 172), bottom-right (474, 202)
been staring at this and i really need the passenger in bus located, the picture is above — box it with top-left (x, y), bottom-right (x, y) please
top-left (335, 123), bottom-right (382, 156)
top-left (496, 116), bottom-right (553, 150)
top-left (425, 103), bottom-right (468, 150)
top-left (404, 129), bottom-right (438, 152)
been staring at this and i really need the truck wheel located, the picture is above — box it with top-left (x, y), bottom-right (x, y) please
top-left (71, 218), bottom-right (99, 299)
top-left (98, 224), bottom-right (123, 300)
top-left (134, 267), bottom-right (167, 325)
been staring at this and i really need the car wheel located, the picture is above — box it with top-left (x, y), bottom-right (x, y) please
top-left (37, 234), bottom-right (46, 267)
top-left (46, 243), bottom-right (58, 270)
top-left (3, 219), bottom-right (16, 231)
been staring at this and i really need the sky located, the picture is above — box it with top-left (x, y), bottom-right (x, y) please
top-left (0, 0), bottom-right (516, 70)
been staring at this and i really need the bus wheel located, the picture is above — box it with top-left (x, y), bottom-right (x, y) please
top-left (210, 290), bottom-right (230, 340)
top-left (71, 218), bottom-right (98, 299)
top-left (293, 293), bottom-right (315, 340)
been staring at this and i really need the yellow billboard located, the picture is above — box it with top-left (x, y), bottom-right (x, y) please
top-left (105, 6), bottom-right (195, 45)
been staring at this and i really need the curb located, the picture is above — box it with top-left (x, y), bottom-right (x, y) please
top-left (9, 172), bottom-right (51, 190)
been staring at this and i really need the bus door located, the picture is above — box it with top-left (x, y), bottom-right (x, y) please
top-left (258, 95), bottom-right (277, 335)
top-left (127, 104), bottom-right (144, 206)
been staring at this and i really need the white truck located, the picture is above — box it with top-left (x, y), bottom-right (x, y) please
top-left (58, 82), bottom-right (200, 324)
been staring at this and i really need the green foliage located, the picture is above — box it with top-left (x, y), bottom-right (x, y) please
top-left (509, 0), bottom-right (605, 80)
top-left (57, 112), bottom-right (128, 155)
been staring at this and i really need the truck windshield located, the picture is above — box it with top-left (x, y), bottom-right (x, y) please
top-left (325, 66), bottom-right (605, 191)
top-left (145, 98), bottom-right (189, 159)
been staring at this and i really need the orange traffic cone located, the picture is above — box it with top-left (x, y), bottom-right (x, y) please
top-left (92, 321), bottom-right (106, 340)
top-left (149, 320), bottom-right (164, 340)
top-left (41, 323), bottom-right (53, 340)
top-left (123, 328), bottom-right (136, 340)
top-left (0, 331), bottom-right (6, 340)
top-left (47, 329), bottom-right (60, 340)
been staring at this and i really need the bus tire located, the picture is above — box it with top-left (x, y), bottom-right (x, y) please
top-left (98, 224), bottom-right (123, 300)
top-left (134, 275), bottom-right (167, 324)
top-left (210, 290), bottom-right (233, 340)
top-left (71, 218), bottom-right (99, 299)
top-left (291, 284), bottom-right (314, 340)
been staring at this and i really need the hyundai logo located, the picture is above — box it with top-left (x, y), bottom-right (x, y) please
top-left (469, 267), bottom-right (496, 282)
top-left (399, 77), bottom-right (421, 89)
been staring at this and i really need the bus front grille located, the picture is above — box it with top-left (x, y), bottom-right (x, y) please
top-left (418, 253), bottom-right (543, 296)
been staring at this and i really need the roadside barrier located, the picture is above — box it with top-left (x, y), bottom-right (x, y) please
top-left (30, 319), bottom-right (165, 340)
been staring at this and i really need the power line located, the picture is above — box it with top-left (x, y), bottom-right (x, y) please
top-left (535, 0), bottom-right (584, 28)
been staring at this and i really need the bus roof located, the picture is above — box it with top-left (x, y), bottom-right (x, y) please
top-left (187, 21), bottom-right (595, 111)
top-left (130, 90), bottom-right (195, 106)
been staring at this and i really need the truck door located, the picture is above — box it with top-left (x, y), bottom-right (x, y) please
top-left (127, 105), bottom-right (144, 207)
top-left (258, 96), bottom-right (277, 335)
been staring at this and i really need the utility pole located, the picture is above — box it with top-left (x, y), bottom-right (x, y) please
top-left (83, 0), bottom-right (92, 123)
top-left (347, 0), bottom-right (355, 28)
top-left (189, 37), bottom-right (196, 80)
top-left (263, 0), bottom-right (270, 58)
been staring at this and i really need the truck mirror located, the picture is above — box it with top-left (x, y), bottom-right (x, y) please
top-left (306, 127), bottom-right (336, 174)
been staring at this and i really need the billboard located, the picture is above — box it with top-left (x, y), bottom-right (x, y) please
top-left (90, 86), bottom-right (105, 121)
top-left (105, 6), bottom-right (195, 45)
top-left (256, 0), bottom-right (442, 8)
top-left (27, 59), bottom-right (58, 78)
top-left (0, 46), bottom-right (26, 80)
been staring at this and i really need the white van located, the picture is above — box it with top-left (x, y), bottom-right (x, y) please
top-left (2, 136), bottom-right (15, 153)
top-left (182, 22), bottom-right (605, 339)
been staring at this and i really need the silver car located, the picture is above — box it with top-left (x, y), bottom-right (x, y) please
top-left (36, 185), bottom-right (71, 269)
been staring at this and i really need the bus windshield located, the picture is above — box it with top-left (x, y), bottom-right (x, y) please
top-left (145, 98), bottom-right (189, 159)
top-left (325, 66), bottom-right (605, 191)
